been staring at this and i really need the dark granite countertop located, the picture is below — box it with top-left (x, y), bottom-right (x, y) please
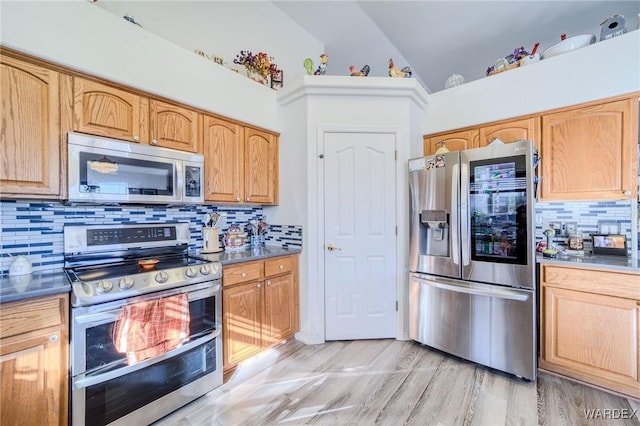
top-left (0, 269), bottom-right (71, 304)
top-left (195, 245), bottom-right (302, 265)
top-left (536, 252), bottom-right (640, 273)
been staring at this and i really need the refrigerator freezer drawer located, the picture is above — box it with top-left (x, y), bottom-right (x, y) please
top-left (409, 273), bottom-right (536, 380)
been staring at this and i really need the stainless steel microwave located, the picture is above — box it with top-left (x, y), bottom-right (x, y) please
top-left (67, 132), bottom-right (204, 205)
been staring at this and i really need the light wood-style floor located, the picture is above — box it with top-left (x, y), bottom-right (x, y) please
top-left (155, 339), bottom-right (640, 426)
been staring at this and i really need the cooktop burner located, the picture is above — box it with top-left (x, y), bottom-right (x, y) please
top-left (64, 223), bottom-right (222, 307)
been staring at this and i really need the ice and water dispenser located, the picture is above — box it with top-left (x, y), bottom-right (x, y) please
top-left (419, 209), bottom-right (449, 257)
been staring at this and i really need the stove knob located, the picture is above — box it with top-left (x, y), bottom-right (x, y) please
top-left (96, 280), bottom-right (113, 293)
top-left (119, 277), bottom-right (135, 290)
top-left (185, 267), bottom-right (197, 278)
top-left (200, 264), bottom-right (212, 275)
top-left (155, 271), bottom-right (169, 283)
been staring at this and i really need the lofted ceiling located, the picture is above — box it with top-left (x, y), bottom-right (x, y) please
top-left (274, 1), bottom-right (640, 92)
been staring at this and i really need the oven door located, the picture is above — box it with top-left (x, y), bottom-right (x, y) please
top-left (71, 282), bottom-right (222, 426)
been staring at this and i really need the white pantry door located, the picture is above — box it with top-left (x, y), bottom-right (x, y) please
top-left (324, 132), bottom-right (397, 340)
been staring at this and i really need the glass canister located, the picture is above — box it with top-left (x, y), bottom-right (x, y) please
top-left (568, 231), bottom-right (584, 251)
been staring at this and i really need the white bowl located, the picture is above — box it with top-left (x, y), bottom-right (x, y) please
top-left (541, 34), bottom-right (596, 59)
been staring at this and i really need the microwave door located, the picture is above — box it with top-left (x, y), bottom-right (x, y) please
top-left (68, 143), bottom-right (182, 204)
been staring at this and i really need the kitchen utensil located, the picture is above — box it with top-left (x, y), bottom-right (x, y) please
top-left (203, 213), bottom-right (212, 227)
top-left (210, 213), bottom-right (221, 227)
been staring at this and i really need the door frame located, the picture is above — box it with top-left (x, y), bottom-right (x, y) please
top-left (316, 125), bottom-right (405, 341)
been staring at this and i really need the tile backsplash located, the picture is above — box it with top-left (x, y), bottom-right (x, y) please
top-left (0, 200), bottom-right (302, 276)
top-left (534, 200), bottom-right (634, 254)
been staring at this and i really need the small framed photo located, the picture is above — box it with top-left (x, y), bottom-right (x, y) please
top-left (271, 70), bottom-right (283, 90)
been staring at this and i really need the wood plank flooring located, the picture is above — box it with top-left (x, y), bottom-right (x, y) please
top-left (154, 339), bottom-right (639, 426)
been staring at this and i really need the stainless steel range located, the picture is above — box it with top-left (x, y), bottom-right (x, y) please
top-left (64, 223), bottom-right (223, 426)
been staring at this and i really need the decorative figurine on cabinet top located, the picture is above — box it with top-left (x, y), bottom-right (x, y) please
top-left (303, 53), bottom-right (328, 76)
top-left (388, 58), bottom-right (412, 78)
top-left (349, 64), bottom-right (370, 77)
top-left (600, 14), bottom-right (627, 40)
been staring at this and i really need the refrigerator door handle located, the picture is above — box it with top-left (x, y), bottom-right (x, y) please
top-left (418, 278), bottom-right (530, 302)
top-left (460, 162), bottom-right (470, 266)
top-left (450, 163), bottom-right (459, 266)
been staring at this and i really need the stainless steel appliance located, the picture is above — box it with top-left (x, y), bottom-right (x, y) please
top-left (67, 132), bottom-right (204, 205)
top-left (64, 223), bottom-right (222, 426)
top-left (409, 141), bottom-right (537, 380)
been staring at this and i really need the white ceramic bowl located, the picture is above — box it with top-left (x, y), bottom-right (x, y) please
top-left (541, 34), bottom-right (596, 59)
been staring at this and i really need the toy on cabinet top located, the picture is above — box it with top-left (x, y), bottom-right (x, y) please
top-left (349, 64), bottom-right (370, 77)
top-left (303, 53), bottom-right (328, 75)
top-left (388, 58), bottom-right (412, 78)
top-left (600, 14), bottom-right (627, 40)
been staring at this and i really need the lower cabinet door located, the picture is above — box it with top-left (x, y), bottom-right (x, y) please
top-left (543, 286), bottom-right (639, 398)
top-left (223, 282), bottom-right (263, 367)
top-left (1, 328), bottom-right (67, 426)
top-left (263, 273), bottom-right (296, 346)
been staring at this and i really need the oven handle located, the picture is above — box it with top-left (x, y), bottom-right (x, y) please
top-left (73, 328), bottom-right (221, 389)
top-left (74, 285), bottom-right (219, 326)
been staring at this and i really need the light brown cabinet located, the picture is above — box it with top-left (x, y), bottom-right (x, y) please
top-left (539, 264), bottom-right (640, 399)
top-left (73, 76), bottom-right (149, 143)
top-left (478, 116), bottom-right (539, 149)
top-left (204, 117), bottom-right (279, 205)
top-left (150, 99), bottom-right (202, 153)
top-left (423, 129), bottom-right (478, 156)
top-left (0, 55), bottom-right (69, 198)
top-left (540, 98), bottom-right (638, 201)
top-left (222, 254), bottom-right (298, 374)
top-left (0, 293), bottom-right (69, 426)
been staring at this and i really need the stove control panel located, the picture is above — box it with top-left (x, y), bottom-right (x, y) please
top-left (96, 280), bottom-right (113, 293)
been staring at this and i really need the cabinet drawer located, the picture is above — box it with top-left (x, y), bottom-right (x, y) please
top-left (264, 256), bottom-right (294, 277)
top-left (223, 261), bottom-right (263, 287)
top-left (0, 294), bottom-right (66, 339)
top-left (541, 265), bottom-right (640, 300)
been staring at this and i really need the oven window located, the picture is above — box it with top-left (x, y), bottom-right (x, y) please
top-left (84, 339), bottom-right (218, 426)
top-left (85, 295), bottom-right (217, 374)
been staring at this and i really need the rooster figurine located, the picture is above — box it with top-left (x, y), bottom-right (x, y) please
top-left (388, 58), bottom-right (412, 78)
top-left (349, 64), bottom-right (370, 77)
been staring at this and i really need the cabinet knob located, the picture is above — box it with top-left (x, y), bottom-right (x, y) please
top-left (279, 265), bottom-right (284, 269)
top-left (49, 334), bottom-right (58, 343)
top-left (257, 283), bottom-right (261, 288)
top-left (241, 272), bottom-right (247, 277)
top-left (267, 280), bottom-right (271, 286)
top-left (133, 135), bottom-right (140, 141)
top-left (246, 197), bottom-right (250, 201)
top-left (236, 197), bottom-right (240, 201)
top-left (151, 139), bottom-right (158, 145)
top-left (623, 190), bottom-right (631, 196)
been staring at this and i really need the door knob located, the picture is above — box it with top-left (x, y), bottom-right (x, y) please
top-left (327, 244), bottom-right (341, 252)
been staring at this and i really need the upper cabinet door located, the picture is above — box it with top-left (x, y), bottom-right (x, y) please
top-left (244, 128), bottom-right (278, 205)
top-left (0, 56), bottom-right (64, 197)
top-left (424, 129), bottom-right (479, 155)
top-left (150, 100), bottom-right (202, 153)
top-left (478, 117), bottom-right (540, 149)
top-left (203, 115), bottom-right (244, 203)
top-left (540, 98), bottom-right (638, 201)
top-left (73, 77), bottom-right (149, 143)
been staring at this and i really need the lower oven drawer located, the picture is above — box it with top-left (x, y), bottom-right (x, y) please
top-left (73, 337), bottom-right (222, 426)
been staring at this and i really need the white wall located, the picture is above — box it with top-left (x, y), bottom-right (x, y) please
top-left (0, 0), bottom-right (321, 131)
top-left (425, 30), bottom-right (640, 134)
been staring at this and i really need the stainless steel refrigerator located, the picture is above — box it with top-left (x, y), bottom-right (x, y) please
top-left (408, 140), bottom-right (536, 380)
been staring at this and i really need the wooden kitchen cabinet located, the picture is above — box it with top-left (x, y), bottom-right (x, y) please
top-left (73, 76), bottom-right (149, 144)
top-left (203, 115), bottom-right (244, 203)
top-left (222, 254), bottom-right (299, 374)
top-left (478, 116), bottom-right (540, 149)
top-left (539, 264), bottom-right (640, 399)
top-left (0, 293), bottom-right (69, 426)
top-left (423, 129), bottom-right (478, 156)
top-left (150, 99), bottom-right (202, 153)
top-left (539, 97), bottom-right (638, 201)
top-left (204, 117), bottom-right (279, 205)
top-left (0, 54), bottom-right (70, 198)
